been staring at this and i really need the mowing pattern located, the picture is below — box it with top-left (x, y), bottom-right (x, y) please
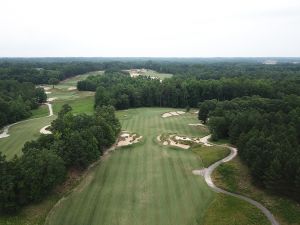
top-left (0, 116), bottom-right (54, 159)
top-left (46, 108), bottom-right (214, 225)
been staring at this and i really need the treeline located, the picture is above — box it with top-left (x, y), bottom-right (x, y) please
top-left (199, 96), bottom-right (300, 201)
top-left (0, 80), bottom-right (46, 128)
top-left (78, 71), bottom-right (300, 110)
top-left (2, 59), bottom-right (300, 85)
top-left (0, 105), bottom-right (120, 213)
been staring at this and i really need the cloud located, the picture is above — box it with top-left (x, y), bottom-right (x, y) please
top-left (0, 0), bottom-right (300, 57)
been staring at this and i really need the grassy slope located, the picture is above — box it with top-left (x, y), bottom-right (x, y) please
top-left (46, 108), bottom-right (215, 225)
top-left (192, 145), bottom-right (230, 168)
top-left (203, 194), bottom-right (271, 225)
top-left (213, 157), bottom-right (300, 225)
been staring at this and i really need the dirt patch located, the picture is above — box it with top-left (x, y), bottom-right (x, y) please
top-left (117, 132), bottom-right (142, 147)
top-left (162, 111), bottom-right (185, 118)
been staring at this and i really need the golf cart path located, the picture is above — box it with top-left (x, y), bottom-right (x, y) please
top-left (0, 103), bottom-right (53, 139)
top-left (198, 134), bottom-right (279, 225)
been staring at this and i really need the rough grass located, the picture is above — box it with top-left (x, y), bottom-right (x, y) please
top-left (213, 157), bottom-right (300, 225)
top-left (192, 145), bottom-right (230, 168)
top-left (30, 104), bottom-right (50, 118)
top-left (45, 108), bottom-right (214, 225)
top-left (203, 194), bottom-right (270, 225)
top-left (53, 96), bottom-right (94, 115)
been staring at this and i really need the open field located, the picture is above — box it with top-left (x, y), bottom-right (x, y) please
top-left (46, 108), bottom-right (215, 225)
top-left (213, 157), bottom-right (300, 225)
top-left (126, 69), bottom-right (173, 80)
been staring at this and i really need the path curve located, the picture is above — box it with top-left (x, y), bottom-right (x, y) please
top-left (198, 134), bottom-right (279, 225)
top-left (0, 102), bottom-right (53, 139)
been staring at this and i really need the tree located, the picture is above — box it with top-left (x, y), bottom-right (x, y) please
top-left (17, 149), bottom-right (66, 203)
top-left (35, 87), bottom-right (47, 103)
top-left (95, 86), bottom-right (111, 108)
top-left (48, 78), bottom-right (59, 88)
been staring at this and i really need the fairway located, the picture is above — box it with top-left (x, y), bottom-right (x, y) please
top-left (0, 72), bottom-right (97, 159)
top-left (46, 108), bottom-right (214, 225)
top-left (0, 116), bottom-right (54, 159)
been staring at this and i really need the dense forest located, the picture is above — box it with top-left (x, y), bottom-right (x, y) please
top-left (2, 58), bottom-right (300, 84)
top-left (0, 80), bottom-right (46, 128)
top-left (0, 105), bottom-right (120, 213)
top-left (199, 96), bottom-right (300, 201)
top-left (78, 70), bottom-right (300, 109)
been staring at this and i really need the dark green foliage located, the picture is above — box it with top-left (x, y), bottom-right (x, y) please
top-left (48, 78), bottom-right (59, 88)
top-left (79, 71), bottom-right (300, 110)
top-left (17, 149), bottom-right (66, 203)
top-left (198, 99), bottom-right (217, 123)
top-left (0, 104), bottom-right (120, 214)
top-left (201, 96), bottom-right (300, 201)
top-left (0, 80), bottom-right (47, 128)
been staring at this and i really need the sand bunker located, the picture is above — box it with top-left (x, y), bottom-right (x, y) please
top-left (47, 97), bottom-right (57, 102)
top-left (162, 111), bottom-right (185, 118)
top-left (0, 126), bottom-right (10, 138)
top-left (117, 132), bottom-right (142, 147)
top-left (157, 134), bottom-right (203, 149)
top-left (39, 86), bottom-right (51, 91)
top-left (40, 125), bottom-right (52, 134)
top-left (188, 123), bottom-right (205, 127)
top-left (199, 135), bottom-right (213, 146)
top-left (68, 86), bottom-right (77, 91)
top-left (45, 91), bottom-right (52, 94)
top-left (158, 134), bottom-right (213, 149)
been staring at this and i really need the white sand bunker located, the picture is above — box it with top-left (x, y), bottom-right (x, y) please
top-left (162, 111), bottom-right (185, 118)
top-left (45, 91), bottom-right (52, 94)
top-left (117, 132), bottom-right (142, 147)
top-left (39, 86), bottom-right (51, 91)
top-left (193, 110), bottom-right (199, 114)
top-left (40, 125), bottom-right (52, 134)
top-left (157, 134), bottom-right (203, 149)
top-left (68, 86), bottom-right (77, 91)
top-left (199, 135), bottom-right (213, 146)
top-left (47, 97), bottom-right (57, 102)
top-left (188, 123), bottom-right (205, 127)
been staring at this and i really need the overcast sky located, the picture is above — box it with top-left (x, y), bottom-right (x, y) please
top-left (1, 0), bottom-right (300, 57)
